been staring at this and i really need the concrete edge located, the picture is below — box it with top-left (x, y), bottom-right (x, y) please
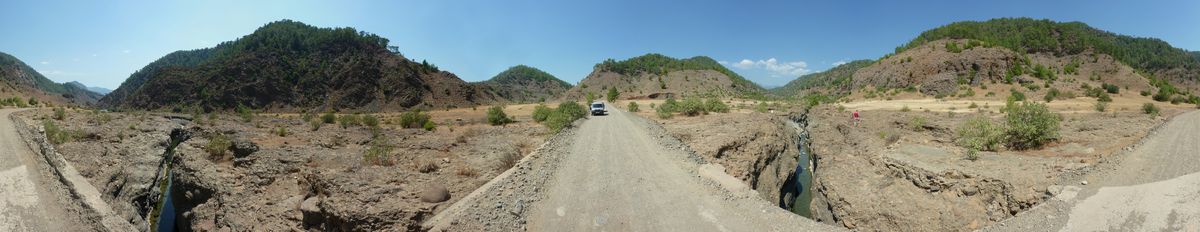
top-left (9, 111), bottom-right (139, 232)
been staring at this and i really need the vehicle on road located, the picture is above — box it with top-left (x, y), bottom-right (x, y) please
top-left (590, 102), bottom-right (607, 116)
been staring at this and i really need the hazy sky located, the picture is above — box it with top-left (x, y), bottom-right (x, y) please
top-left (1, 0), bottom-right (1197, 89)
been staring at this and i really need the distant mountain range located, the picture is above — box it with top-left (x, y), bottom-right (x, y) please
top-left (0, 52), bottom-right (104, 105)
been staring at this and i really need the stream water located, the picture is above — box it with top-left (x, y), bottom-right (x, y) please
top-left (786, 119), bottom-right (815, 218)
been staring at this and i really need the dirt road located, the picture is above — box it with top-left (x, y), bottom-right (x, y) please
top-left (0, 109), bottom-right (83, 231)
top-left (984, 110), bottom-right (1200, 232)
top-left (525, 106), bottom-right (836, 231)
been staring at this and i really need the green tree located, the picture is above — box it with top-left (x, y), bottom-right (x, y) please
top-left (607, 87), bottom-right (619, 102)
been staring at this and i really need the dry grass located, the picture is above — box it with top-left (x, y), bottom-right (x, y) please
top-left (416, 159), bottom-right (440, 173)
top-left (455, 166), bottom-right (479, 177)
top-left (495, 151), bottom-right (521, 172)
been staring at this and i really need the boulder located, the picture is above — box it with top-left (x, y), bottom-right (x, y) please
top-left (420, 184), bottom-right (450, 203)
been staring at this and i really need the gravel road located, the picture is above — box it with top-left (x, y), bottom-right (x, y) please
top-left (524, 106), bottom-right (837, 231)
top-left (0, 109), bottom-right (85, 231)
top-left (984, 110), bottom-right (1200, 232)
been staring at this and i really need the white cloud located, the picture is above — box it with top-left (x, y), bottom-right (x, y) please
top-left (726, 58), bottom-right (810, 77)
top-left (718, 60), bottom-right (729, 65)
top-left (39, 61), bottom-right (50, 65)
top-left (91, 54), bottom-right (98, 57)
top-left (832, 60), bottom-right (847, 66)
top-left (122, 50), bottom-right (131, 54)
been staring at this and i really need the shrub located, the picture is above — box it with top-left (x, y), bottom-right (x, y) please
top-left (755, 102), bottom-right (769, 113)
top-left (1171, 96), bottom-right (1187, 105)
top-left (627, 102), bottom-right (640, 112)
top-left (363, 138), bottom-right (394, 166)
top-left (607, 87), bottom-right (619, 102)
top-left (399, 110), bottom-right (432, 129)
top-left (1142, 103), bottom-right (1160, 117)
top-left (14, 97), bottom-right (26, 108)
top-left (965, 148), bottom-right (980, 161)
top-left (309, 119), bottom-right (322, 131)
top-left (27, 98), bottom-right (37, 107)
top-left (321, 112), bottom-right (336, 124)
top-left (557, 101), bottom-right (587, 120)
top-left (1102, 83), bottom-right (1120, 94)
top-left (1097, 93), bottom-right (1112, 102)
top-left (956, 116), bottom-right (1004, 151)
top-left (275, 127), bottom-right (288, 137)
top-left (1005, 102), bottom-right (1060, 150)
top-left (423, 120), bottom-right (437, 131)
top-left (486, 106), bottom-right (514, 126)
top-left (53, 107), bottom-right (66, 120)
top-left (205, 133), bottom-right (231, 157)
top-left (661, 98), bottom-right (679, 112)
top-left (585, 92), bottom-right (595, 103)
top-left (531, 104), bottom-right (552, 122)
top-left (236, 104), bottom-right (253, 122)
top-left (900, 105), bottom-right (910, 112)
top-left (1009, 89), bottom-right (1026, 101)
top-left (678, 98), bottom-right (706, 116)
top-left (338, 114), bottom-right (361, 128)
top-left (1094, 101), bottom-right (1107, 112)
top-left (43, 120), bottom-right (75, 144)
top-left (908, 116), bottom-right (927, 131)
top-left (1153, 90), bottom-right (1172, 102)
top-left (496, 151), bottom-right (522, 172)
top-left (705, 99), bottom-right (729, 113)
top-left (656, 105), bottom-right (674, 119)
top-left (1140, 90), bottom-right (1151, 96)
top-left (1044, 88), bottom-right (1060, 102)
top-left (362, 114), bottom-right (379, 128)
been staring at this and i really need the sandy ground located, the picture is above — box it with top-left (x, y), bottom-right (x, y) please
top-left (0, 109), bottom-right (85, 232)
top-left (524, 107), bottom-right (838, 231)
top-left (838, 96), bottom-right (1191, 114)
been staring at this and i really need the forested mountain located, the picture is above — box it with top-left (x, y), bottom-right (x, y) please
top-left (565, 53), bottom-right (762, 100)
top-left (896, 17), bottom-right (1200, 91)
top-left (769, 60), bottom-right (873, 98)
top-left (594, 53), bottom-right (760, 90)
top-left (101, 20), bottom-right (500, 112)
top-left (479, 65), bottom-right (571, 103)
top-left (0, 52), bottom-right (103, 104)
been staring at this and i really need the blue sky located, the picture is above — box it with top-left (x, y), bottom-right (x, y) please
top-left (1, 0), bottom-right (1197, 89)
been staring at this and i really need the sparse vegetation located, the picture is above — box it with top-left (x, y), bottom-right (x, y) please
top-left (363, 138), bottom-right (394, 166)
top-left (704, 99), bottom-right (730, 113)
top-left (540, 101), bottom-right (588, 132)
top-left (607, 87), bottom-right (619, 103)
top-left (627, 102), bottom-right (639, 112)
top-left (487, 106), bottom-right (514, 126)
top-left (907, 116), bottom-right (927, 131)
top-left (755, 102), bottom-right (769, 113)
top-left (1094, 101), bottom-right (1107, 112)
top-left (236, 104), bottom-right (254, 122)
top-left (362, 114), bottom-right (379, 128)
top-left (338, 114), bottom-right (361, 128)
top-left (43, 120), bottom-right (77, 145)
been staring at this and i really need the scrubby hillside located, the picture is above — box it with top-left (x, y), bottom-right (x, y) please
top-left (0, 52), bottom-right (103, 105)
top-left (479, 65), bottom-right (571, 103)
top-left (101, 20), bottom-right (500, 112)
top-left (784, 18), bottom-right (1199, 107)
top-left (895, 17), bottom-right (1199, 96)
top-left (770, 60), bottom-right (872, 98)
top-left (565, 53), bottom-right (762, 100)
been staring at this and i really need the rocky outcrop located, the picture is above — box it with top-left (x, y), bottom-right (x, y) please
top-left (852, 39), bottom-right (1022, 95)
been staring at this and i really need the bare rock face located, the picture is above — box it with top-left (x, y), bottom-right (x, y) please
top-left (852, 39), bottom-right (1021, 92)
top-left (420, 185), bottom-right (451, 203)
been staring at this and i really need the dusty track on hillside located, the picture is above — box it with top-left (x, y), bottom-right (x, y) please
top-left (0, 109), bottom-right (86, 231)
top-left (984, 110), bottom-right (1200, 231)
top-left (524, 107), bottom-right (836, 231)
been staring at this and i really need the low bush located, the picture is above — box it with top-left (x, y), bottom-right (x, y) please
top-left (363, 138), bottom-right (394, 166)
top-left (627, 102), bottom-right (640, 112)
top-left (205, 133), bottom-right (231, 157)
top-left (531, 104), bottom-right (552, 122)
top-left (704, 99), bottom-right (730, 113)
top-left (1102, 83), bottom-right (1120, 94)
top-left (236, 104), bottom-right (254, 123)
top-left (1005, 102), bottom-right (1060, 150)
top-left (309, 119), bottom-right (322, 131)
top-left (1142, 103), bottom-right (1160, 117)
top-left (321, 112), bottom-right (336, 124)
top-left (43, 120), bottom-right (76, 145)
top-left (423, 120), bottom-right (437, 131)
top-left (755, 102), bottom-right (769, 113)
top-left (1094, 101), bottom-right (1107, 112)
top-left (956, 116), bottom-right (1004, 151)
top-left (362, 114), bottom-right (380, 128)
top-left (540, 102), bottom-right (588, 132)
top-left (53, 107), bottom-right (66, 120)
top-left (399, 110), bottom-right (432, 129)
top-left (678, 98), bottom-right (706, 116)
top-left (907, 116), bottom-right (927, 131)
top-left (338, 114), bottom-right (361, 128)
top-left (486, 106), bottom-right (514, 126)
top-left (1009, 89), bottom-right (1026, 102)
